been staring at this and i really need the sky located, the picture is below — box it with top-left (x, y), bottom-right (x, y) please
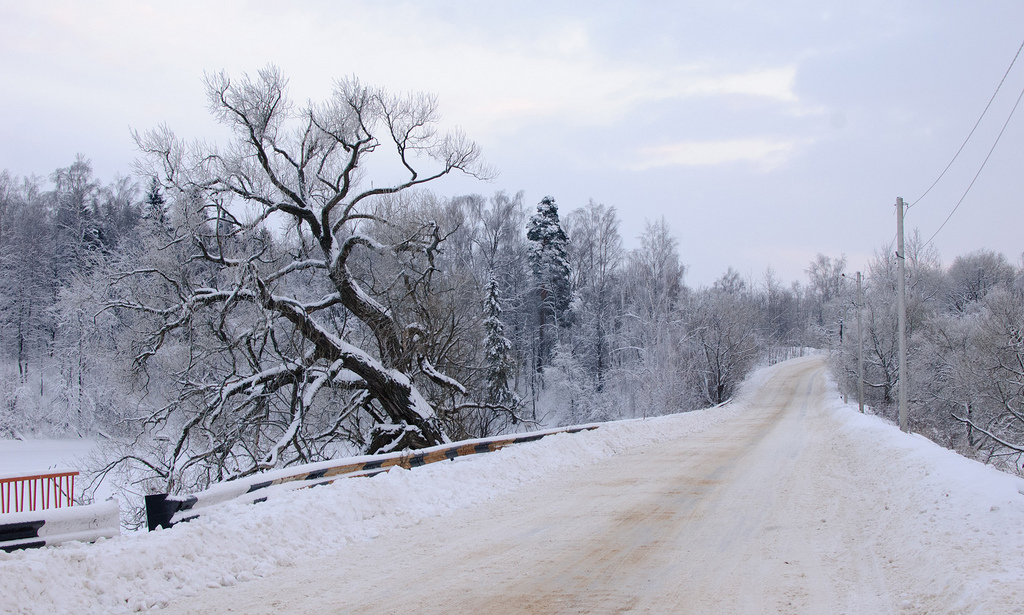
top-left (1, 1), bottom-right (1022, 287)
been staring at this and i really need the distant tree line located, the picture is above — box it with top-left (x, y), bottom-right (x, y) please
top-left (0, 157), bottom-right (158, 437)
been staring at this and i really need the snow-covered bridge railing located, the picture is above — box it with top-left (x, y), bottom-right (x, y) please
top-left (1, 470), bottom-right (77, 514)
top-left (0, 470), bottom-right (122, 552)
top-left (0, 500), bottom-right (121, 552)
top-left (145, 424), bottom-right (599, 531)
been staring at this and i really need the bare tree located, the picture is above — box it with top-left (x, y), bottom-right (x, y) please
top-left (804, 253), bottom-right (847, 341)
top-left (945, 250), bottom-right (1016, 313)
top-left (757, 266), bottom-right (802, 354)
top-left (613, 218), bottom-right (690, 417)
top-left (566, 200), bottom-right (624, 389)
top-left (926, 288), bottom-right (1024, 468)
top-left (687, 277), bottom-right (762, 406)
top-left (123, 66), bottom-right (491, 488)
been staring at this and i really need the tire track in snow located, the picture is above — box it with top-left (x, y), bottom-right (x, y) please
top-left (127, 356), bottom-right (1024, 614)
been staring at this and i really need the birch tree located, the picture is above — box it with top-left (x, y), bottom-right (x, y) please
top-left (566, 200), bottom-right (623, 390)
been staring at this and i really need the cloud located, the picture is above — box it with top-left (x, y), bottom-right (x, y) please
top-left (0, 3), bottom-right (801, 131)
top-left (672, 67), bottom-right (798, 101)
top-left (0, 2), bottom-right (810, 178)
top-left (263, 9), bottom-right (803, 136)
top-left (438, 53), bottom-right (799, 135)
top-left (628, 138), bottom-right (800, 170)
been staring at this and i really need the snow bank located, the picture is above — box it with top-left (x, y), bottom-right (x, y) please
top-left (0, 399), bottom-right (745, 613)
top-left (145, 425), bottom-right (600, 529)
top-left (819, 374), bottom-right (1024, 612)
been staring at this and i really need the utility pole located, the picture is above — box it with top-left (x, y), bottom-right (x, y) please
top-left (896, 197), bottom-right (908, 432)
top-left (857, 271), bottom-right (865, 414)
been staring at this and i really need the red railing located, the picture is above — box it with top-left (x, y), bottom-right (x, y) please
top-left (0, 471), bottom-right (77, 514)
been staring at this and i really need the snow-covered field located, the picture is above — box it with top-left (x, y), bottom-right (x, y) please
top-left (0, 439), bottom-right (95, 479)
top-left (1, 357), bottom-right (1023, 614)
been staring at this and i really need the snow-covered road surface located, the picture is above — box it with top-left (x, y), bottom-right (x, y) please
top-left (4, 357), bottom-right (1023, 614)
top-left (156, 357), bottom-right (1024, 614)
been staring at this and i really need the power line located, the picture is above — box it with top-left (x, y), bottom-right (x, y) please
top-left (922, 78), bottom-right (1024, 249)
top-left (910, 36), bottom-right (1024, 208)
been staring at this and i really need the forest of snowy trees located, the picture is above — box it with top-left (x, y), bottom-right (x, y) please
top-left (829, 238), bottom-right (1024, 475)
top-left (0, 156), bottom-right (782, 500)
top-left (0, 69), bottom-right (1021, 513)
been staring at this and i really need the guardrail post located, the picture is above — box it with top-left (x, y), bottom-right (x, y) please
top-left (145, 493), bottom-right (175, 531)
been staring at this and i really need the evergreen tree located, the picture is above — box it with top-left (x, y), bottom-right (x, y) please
top-left (526, 196), bottom-right (570, 370)
top-left (483, 275), bottom-right (518, 408)
top-left (143, 176), bottom-right (168, 228)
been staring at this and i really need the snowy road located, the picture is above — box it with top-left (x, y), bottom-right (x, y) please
top-left (158, 357), bottom-right (1024, 614)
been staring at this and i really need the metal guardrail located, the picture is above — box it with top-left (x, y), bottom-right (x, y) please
top-left (0, 499), bottom-right (120, 552)
top-left (0, 425), bottom-right (598, 551)
top-left (145, 424), bottom-right (599, 531)
top-left (0, 471), bottom-right (77, 514)
top-left (0, 470), bottom-right (121, 552)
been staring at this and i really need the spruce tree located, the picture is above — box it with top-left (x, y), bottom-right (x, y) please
top-left (143, 177), bottom-right (168, 228)
top-left (526, 196), bottom-right (571, 370)
top-left (483, 275), bottom-right (518, 408)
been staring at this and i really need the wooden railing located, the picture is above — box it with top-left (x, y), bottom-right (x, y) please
top-left (0, 471), bottom-right (77, 514)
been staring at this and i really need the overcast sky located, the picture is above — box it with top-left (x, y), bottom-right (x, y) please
top-left (1, 1), bottom-right (1022, 286)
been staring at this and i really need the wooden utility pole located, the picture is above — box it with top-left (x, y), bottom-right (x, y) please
top-left (896, 197), bottom-right (909, 432)
top-left (857, 271), bottom-right (865, 414)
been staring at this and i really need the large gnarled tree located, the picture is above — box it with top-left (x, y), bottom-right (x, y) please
top-left (126, 66), bottom-right (491, 488)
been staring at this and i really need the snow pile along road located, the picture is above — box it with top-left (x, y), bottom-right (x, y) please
top-left (0, 379), bottom-right (750, 614)
top-left (818, 388), bottom-right (1024, 612)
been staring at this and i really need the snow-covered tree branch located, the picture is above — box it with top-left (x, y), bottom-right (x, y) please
top-left (118, 66), bottom-right (493, 489)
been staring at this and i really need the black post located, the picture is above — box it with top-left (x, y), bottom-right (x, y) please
top-left (144, 493), bottom-right (175, 531)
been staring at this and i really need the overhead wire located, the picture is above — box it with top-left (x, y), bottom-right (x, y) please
top-left (922, 77), bottom-right (1024, 249)
top-left (910, 36), bottom-right (1024, 208)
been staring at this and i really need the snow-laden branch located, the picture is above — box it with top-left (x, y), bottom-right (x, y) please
top-left (417, 354), bottom-right (468, 395)
top-left (266, 258), bottom-right (328, 283)
top-left (950, 412), bottom-right (1024, 452)
top-left (261, 404), bottom-right (302, 470)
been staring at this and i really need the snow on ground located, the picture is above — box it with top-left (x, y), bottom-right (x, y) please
top-left (156, 357), bottom-right (1024, 613)
top-left (1, 356), bottom-right (1022, 614)
top-left (0, 381), bottom-right (754, 614)
top-left (818, 374), bottom-right (1024, 611)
